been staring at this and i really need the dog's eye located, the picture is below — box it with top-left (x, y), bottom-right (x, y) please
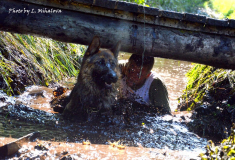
top-left (97, 59), bottom-right (105, 65)
top-left (111, 61), bottom-right (116, 67)
top-left (109, 60), bottom-right (116, 67)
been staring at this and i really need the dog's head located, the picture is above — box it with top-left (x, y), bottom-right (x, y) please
top-left (81, 36), bottom-right (121, 90)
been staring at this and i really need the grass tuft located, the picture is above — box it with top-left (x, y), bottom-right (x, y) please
top-left (0, 31), bottom-right (85, 95)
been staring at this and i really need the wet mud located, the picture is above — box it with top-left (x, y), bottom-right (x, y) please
top-left (0, 85), bottom-right (207, 159)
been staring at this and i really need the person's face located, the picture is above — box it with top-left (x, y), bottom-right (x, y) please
top-left (125, 61), bottom-right (150, 89)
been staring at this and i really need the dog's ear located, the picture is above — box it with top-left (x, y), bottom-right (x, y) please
top-left (85, 36), bottom-right (100, 56)
top-left (111, 41), bottom-right (121, 58)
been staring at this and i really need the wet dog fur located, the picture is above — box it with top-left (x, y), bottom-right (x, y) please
top-left (63, 36), bottom-right (121, 121)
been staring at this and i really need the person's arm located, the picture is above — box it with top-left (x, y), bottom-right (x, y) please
top-left (149, 78), bottom-right (171, 115)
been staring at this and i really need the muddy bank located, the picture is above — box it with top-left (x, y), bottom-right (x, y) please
top-left (177, 65), bottom-right (235, 141)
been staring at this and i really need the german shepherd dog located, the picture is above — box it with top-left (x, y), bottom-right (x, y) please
top-left (63, 36), bottom-right (121, 121)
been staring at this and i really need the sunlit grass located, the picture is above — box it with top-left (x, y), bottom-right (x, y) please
top-left (0, 53), bottom-right (14, 95)
top-left (204, 0), bottom-right (235, 19)
top-left (229, 10), bottom-right (235, 19)
top-left (0, 31), bottom-right (85, 95)
top-left (211, 0), bottom-right (235, 17)
top-left (123, 0), bottom-right (206, 13)
top-left (179, 64), bottom-right (235, 110)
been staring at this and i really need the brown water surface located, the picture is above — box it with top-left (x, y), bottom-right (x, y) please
top-left (1, 137), bottom-right (201, 159)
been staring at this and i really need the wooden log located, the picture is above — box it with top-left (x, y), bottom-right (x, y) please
top-left (0, 0), bottom-right (235, 69)
top-left (0, 132), bottom-right (41, 157)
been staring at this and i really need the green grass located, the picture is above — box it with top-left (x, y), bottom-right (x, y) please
top-left (0, 31), bottom-right (85, 95)
top-left (200, 124), bottom-right (235, 159)
top-left (206, 0), bottom-right (235, 19)
top-left (123, 0), bottom-right (207, 13)
top-left (178, 64), bottom-right (235, 110)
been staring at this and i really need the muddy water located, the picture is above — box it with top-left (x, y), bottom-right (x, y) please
top-left (0, 138), bottom-right (202, 160)
top-left (0, 56), bottom-right (207, 159)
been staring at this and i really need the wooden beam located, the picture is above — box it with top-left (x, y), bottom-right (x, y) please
top-left (0, 0), bottom-right (235, 69)
top-left (0, 132), bottom-right (40, 157)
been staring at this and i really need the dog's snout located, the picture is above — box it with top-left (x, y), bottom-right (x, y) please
top-left (107, 71), bottom-right (118, 83)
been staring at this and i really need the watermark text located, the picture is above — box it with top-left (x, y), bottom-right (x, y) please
top-left (9, 8), bottom-right (62, 15)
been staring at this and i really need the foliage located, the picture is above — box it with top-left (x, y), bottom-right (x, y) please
top-left (178, 64), bottom-right (235, 110)
top-left (147, 0), bottom-right (208, 13)
top-left (200, 123), bottom-right (235, 159)
top-left (0, 52), bottom-right (15, 95)
top-left (123, 0), bottom-right (208, 14)
top-left (0, 32), bottom-right (85, 95)
top-left (122, 0), bottom-right (149, 6)
top-left (123, 0), bottom-right (235, 19)
top-left (205, 0), bottom-right (235, 19)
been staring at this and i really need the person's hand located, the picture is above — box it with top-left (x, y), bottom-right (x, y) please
top-left (119, 64), bottom-right (126, 77)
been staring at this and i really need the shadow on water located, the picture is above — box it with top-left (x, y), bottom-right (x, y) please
top-left (0, 85), bottom-right (206, 152)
